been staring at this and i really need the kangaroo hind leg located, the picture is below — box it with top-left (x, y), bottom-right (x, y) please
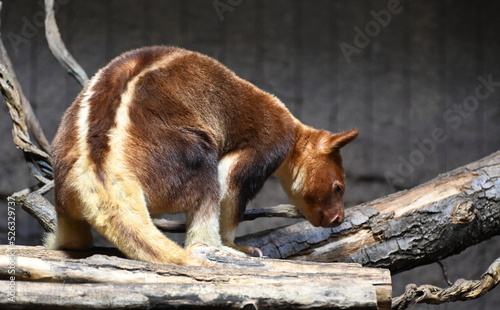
top-left (85, 178), bottom-right (205, 266)
top-left (44, 187), bottom-right (93, 251)
top-left (44, 213), bottom-right (93, 251)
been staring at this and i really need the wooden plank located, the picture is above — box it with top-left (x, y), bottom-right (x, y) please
top-left (0, 280), bottom-right (381, 310)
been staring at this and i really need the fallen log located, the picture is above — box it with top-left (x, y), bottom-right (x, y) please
top-left (0, 245), bottom-right (391, 310)
top-left (237, 150), bottom-right (500, 274)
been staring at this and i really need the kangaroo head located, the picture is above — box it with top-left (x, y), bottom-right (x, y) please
top-left (277, 128), bottom-right (358, 228)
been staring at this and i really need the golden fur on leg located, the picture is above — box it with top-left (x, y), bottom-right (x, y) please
top-left (44, 214), bottom-right (93, 251)
top-left (78, 172), bottom-right (202, 265)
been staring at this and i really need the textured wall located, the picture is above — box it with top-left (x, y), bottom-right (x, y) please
top-left (1, 1), bottom-right (499, 309)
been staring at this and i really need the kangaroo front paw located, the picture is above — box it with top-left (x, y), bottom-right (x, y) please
top-left (223, 242), bottom-right (264, 257)
top-left (234, 245), bottom-right (264, 257)
top-left (217, 245), bottom-right (248, 257)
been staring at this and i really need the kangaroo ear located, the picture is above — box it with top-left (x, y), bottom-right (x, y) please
top-left (321, 129), bottom-right (359, 153)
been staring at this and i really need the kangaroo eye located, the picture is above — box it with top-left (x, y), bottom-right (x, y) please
top-left (334, 184), bottom-right (343, 193)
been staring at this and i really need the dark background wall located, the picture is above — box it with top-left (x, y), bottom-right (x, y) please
top-left (1, 1), bottom-right (499, 309)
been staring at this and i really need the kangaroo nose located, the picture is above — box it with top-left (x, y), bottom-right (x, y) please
top-left (321, 210), bottom-right (344, 227)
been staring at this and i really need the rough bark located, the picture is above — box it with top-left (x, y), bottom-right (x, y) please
top-left (16, 192), bottom-right (56, 234)
top-left (237, 151), bottom-right (500, 274)
top-left (0, 245), bottom-right (391, 310)
top-left (0, 61), bottom-right (53, 185)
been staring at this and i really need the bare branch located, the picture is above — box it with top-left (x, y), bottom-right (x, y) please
top-left (153, 204), bottom-right (304, 233)
top-left (6, 182), bottom-right (302, 235)
top-left (0, 61), bottom-right (53, 184)
top-left (44, 0), bottom-right (89, 86)
top-left (392, 257), bottom-right (500, 309)
top-left (0, 4), bottom-right (498, 308)
top-left (13, 192), bottom-right (56, 233)
top-left (10, 192), bottom-right (302, 234)
top-left (243, 204), bottom-right (304, 220)
top-left (153, 218), bottom-right (186, 233)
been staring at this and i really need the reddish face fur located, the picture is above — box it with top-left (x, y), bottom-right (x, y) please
top-left (276, 128), bottom-right (358, 228)
top-left (47, 46), bottom-right (358, 265)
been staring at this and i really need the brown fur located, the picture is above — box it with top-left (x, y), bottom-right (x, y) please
top-left (46, 46), bottom-right (358, 265)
